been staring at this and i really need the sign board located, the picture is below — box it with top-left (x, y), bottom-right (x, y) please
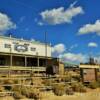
top-left (14, 45), bottom-right (28, 52)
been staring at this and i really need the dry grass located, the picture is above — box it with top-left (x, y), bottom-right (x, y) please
top-left (0, 89), bottom-right (100, 100)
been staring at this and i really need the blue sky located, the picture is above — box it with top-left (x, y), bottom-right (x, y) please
top-left (0, 0), bottom-right (100, 63)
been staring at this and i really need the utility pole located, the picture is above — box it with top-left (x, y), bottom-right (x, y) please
top-left (45, 32), bottom-right (47, 69)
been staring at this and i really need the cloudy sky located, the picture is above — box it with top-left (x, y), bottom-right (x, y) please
top-left (0, 0), bottom-right (100, 63)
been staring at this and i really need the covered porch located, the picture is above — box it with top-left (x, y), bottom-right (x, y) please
top-left (0, 53), bottom-right (59, 74)
top-left (0, 54), bottom-right (46, 67)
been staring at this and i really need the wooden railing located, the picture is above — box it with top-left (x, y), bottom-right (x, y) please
top-left (0, 66), bottom-right (46, 71)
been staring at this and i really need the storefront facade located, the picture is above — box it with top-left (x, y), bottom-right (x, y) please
top-left (0, 36), bottom-right (56, 73)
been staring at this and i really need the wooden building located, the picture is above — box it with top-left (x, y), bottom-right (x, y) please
top-left (0, 36), bottom-right (60, 76)
top-left (80, 64), bottom-right (99, 83)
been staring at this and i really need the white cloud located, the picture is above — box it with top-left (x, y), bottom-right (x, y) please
top-left (0, 12), bottom-right (16, 33)
top-left (88, 42), bottom-right (98, 47)
top-left (52, 43), bottom-right (87, 63)
top-left (69, 44), bottom-right (78, 50)
top-left (31, 38), bottom-right (35, 42)
top-left (40, 3), bottom-right (84, 25)
top-left (70, 1), bottom-right (78, 8)
top-left (78, 20), bottom-right (100, 35)
top-left (52, 43), bottom-right (66, 54)
top-left (94, 57), bottom-right (100, 64)
top-left (59, 52), bottom-right (87, 63)
top-left (65, 44), bottom-right (78, 52)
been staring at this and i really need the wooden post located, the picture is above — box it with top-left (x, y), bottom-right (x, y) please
top-left (45, 32), bottom-right (47, 69)
top-left (37, 52), bottom-right (39, 76)
top-left (37, 57), bottom-right (39, 67)
top-left (25, 56), bottom-right (27, 76)
top-left (25, 56), bottom-right (27, 67)
top-left (9, 46), bottom-right (12, 77)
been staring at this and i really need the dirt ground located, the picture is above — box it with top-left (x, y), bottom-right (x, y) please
top-left (43, 89), bottom-right (100, 100)
top-left (0, 89), bottom-right (100, 100)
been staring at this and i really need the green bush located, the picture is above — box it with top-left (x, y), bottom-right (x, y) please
top-left (53, 84), bottom-right (65, 96)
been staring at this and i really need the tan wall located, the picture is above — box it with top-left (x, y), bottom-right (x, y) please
top-left (0, 36), bottom-right (52, 57)
top-left (80, 64), bottom-right (100, 68)
top-left (59, 62), bottom-right (64, 76)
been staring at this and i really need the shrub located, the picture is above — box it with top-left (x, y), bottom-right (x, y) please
top-left (65, 86), bottom-right (74, 95)
top-left (0, 86), bottom-right (5, 92)
top-left (97, 79), bottom-right (100, 87)
top-left (3, 79), bottom-right (14, 84)
top-left (12, 85), bottom-right (21, 92)
top-left (12, 85), bottom-right (28, 95)
top-left (12, 86), bottom-right (42, 100)
top-left (4, 85), bottom-right (12, 90)
top-left (72, 75), bottom-right (81, 82)
top-left (0, 80), bottom-right (3, 85)
top-left (21, 86), bottom-right (29, 96)
top-left (13, 92), bottom-right (24, 99)
top-left (43, 79), bottom-right (54, 86)
top-left (30, 72), bottom-right (34, 77)
top-left (13, 80), bottom-right (19, 84)
top-left (3, 80), bottom-right (13, 90)
top-left (32, 88), bottom-right (42, 100)
top-left (26, 88), bottom-right (42, 100)
top-left (71, 82), bottom-right (86, 93)
top-left (53, 84), bottom-right (65, 96)
top-left (89, 81), bottom-right (99, 89)
top-left (1, 75), bottom-right (7, 78)
top-left (64, 74), bottom-right (72, 82)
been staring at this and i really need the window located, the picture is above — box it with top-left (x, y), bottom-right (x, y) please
top-left (0, 57), bottom-right (5, 65)
top-left (4, 44), bottom-right (11, 48)
top-left (31, 47), bottom-right (36, 51)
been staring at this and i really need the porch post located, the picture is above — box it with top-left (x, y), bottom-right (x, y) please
top-left (25, 56), bottom-right (27, 67)
top-left (36, 52), bottom-right (39, 75)
top-left (36, 52), bottom-right (39, 67)
top-left (10, 51), bottom-right (12, 67)
top-left (37, 57), bottom-right (39, 67)
top-left (9, 47), bottom-right (12, 77)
